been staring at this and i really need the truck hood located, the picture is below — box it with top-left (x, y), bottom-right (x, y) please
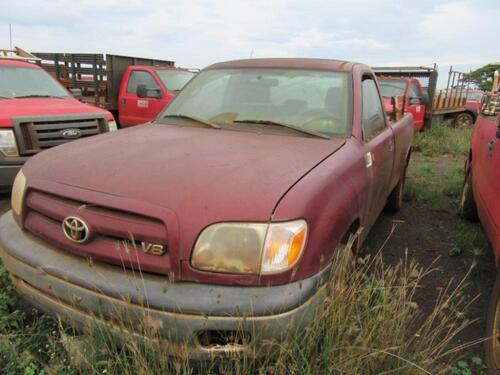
top-left (24, 124), bottom-right (344, 258)
top-left (0, 98), bottom-right (111, 126)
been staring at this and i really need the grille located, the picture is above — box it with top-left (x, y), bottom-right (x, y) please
top-left (23, 190), bottom-right (171, 274)
top-left (13, 115), bottom-right (107, 156)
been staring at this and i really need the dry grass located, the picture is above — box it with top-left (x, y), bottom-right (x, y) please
top-left (36, 235), bottom-right (476, 375)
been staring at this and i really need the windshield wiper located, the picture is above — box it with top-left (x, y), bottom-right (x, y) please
top-left (233, 119), bottom-right (330, 139)
top-left (14, 94), bottom-right (65, 99)
top-left (162, 114), bottom-right (220, 129)
top-left (0, 96), bottom-right (12, 100)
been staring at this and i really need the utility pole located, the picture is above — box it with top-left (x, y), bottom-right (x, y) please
top-left (9, 23), bottom-right (12, 50)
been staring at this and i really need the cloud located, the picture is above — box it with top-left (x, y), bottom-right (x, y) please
top-left (419, 2), bottom-right (480, 44)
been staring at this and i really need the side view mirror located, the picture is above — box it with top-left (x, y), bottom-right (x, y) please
top-left (136, 84), bottom-right (162, 99)
top-left (69, 88), bottom-right (82, 99)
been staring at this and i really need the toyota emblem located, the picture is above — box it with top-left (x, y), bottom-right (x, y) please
top-left (62, 216), bottom-right (89, 243)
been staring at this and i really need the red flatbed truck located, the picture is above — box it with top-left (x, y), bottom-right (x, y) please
top-left (34, 52), bottom-right (196, 127)
top-left (374, 65), bottom-right (476, 130)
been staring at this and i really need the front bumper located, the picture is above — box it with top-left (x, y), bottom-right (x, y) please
top-left (0, 212), bottom-right (330, 358)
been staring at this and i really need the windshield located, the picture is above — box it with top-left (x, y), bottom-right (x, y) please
top-left (466, 92), bottom-right (484, 101)
top-left (378, 80), bottom-right (407, 98)
top-left (0, 66), bottom-right (69, 99)
top-left (160, 68), bottom-right (351, 137)
top-left (156, 69), bottom-right (195, 92)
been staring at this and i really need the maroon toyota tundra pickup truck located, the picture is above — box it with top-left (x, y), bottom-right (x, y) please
top-left (0, 58), bottom-right (414, 358)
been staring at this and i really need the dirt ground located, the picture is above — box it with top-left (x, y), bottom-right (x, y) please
top-left (362, 153), bottom-right (497, 363)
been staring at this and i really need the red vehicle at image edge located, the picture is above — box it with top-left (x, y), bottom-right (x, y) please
top-left (34, 52), bottom-right (196, 127)
top-left (0, 56), bottom-right (116, 192)
top-left (0, 58), bottom-right (414, 357)
top-left (459, 94), bottom-right (500, 374)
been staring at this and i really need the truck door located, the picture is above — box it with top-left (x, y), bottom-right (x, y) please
top-left (118, 70), bottom-right (167, 127)
top-left (361, 75), bottom-right (395, 229)
top-left (407, 81), bottom-right (425, 131)
top-left (473, 115), bottom-right (500, 252)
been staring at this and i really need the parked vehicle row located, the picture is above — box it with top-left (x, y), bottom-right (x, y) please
top-left (2, 47), bottom-right (498, 371)
top-left (0, 48), bottom-right (196, 192)
top-left (0, 58), bottom-right (414, 357)
top-left (33, 51), bottom-right (196, 127)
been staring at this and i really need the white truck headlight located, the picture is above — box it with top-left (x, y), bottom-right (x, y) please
top-left (0, 130), bottom-right (19, 157)
top-left (191, 220), bottom-right (307, 275)
top-left (108, 120), bottom-right (118, 132)
top-left (11, 170), bottom-right (27, 219)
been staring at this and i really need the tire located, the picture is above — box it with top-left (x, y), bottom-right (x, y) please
top-left (456, 112), bottom-right (474, 127)
top-left (486, 273), bottom-right (500, 375)
top-left (385, 165), bottom-right (407, 213)
top-left (458, 167), bottom-right (478, 221)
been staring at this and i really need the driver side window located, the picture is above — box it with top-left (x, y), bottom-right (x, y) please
top-left (362, 77), bottom-right (386, 140)
top-left (127, 71), bottom-right (160, 93)
top-left (410, 83), bottom-right (421, 99)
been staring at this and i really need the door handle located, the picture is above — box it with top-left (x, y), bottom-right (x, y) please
top-left (488, 140), bottom-right (496, 155)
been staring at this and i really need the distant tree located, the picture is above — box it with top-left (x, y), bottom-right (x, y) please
top-left (463, 64), bottom-right (500, 91)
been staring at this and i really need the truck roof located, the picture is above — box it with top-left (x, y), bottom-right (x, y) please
top-left (0, 59), bottom-right (41, 68)
top-left (205, 58), bottom-right (360, 72)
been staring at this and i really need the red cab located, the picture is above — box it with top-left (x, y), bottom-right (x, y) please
top-left (117, 66), bottom-right (195, 127)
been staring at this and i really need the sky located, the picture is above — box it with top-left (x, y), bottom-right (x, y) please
top-left (1, 0), bottom-right (499, 87)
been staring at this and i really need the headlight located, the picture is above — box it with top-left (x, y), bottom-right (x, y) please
top-left (191, 220), bottom-right (307, 275)
top-left (0, 130), bottom-right (19, 157)
top-left (108, 120), bottom-right (118, 132)
top-left (261, 220), bottom-right (307, 275)
top-left (11, 170), bottom-right (27, 219)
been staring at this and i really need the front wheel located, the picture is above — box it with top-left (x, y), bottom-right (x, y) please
top-left (456, 112), bottom-right (474, 127)
top-left (385, 166), bottom-right (407, 213)
top-left (458, 167), bottom-right (478, 221)
top-left (486, 273), bottom-right (500, 374)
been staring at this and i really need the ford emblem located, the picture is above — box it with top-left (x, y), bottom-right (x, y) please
top-left (61, 128), bottom-right (82, 139)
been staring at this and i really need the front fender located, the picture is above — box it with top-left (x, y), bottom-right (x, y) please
top-left (271, 139), bottom-right (365, 280)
